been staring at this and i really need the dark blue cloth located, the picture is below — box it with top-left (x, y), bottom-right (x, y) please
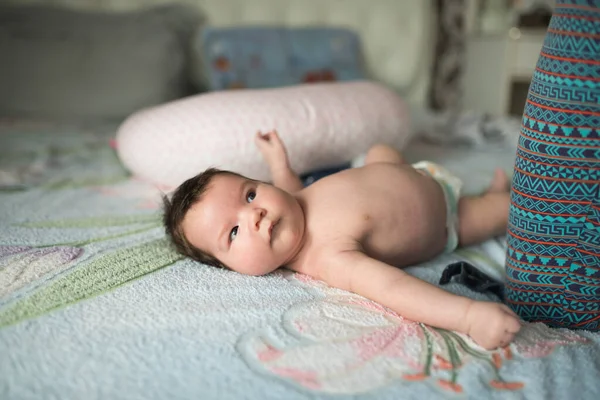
top-left (300, 163), bottom-right (351, 187)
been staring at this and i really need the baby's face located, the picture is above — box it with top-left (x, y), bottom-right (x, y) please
top-left (182, 173), bottom-right (306, 275)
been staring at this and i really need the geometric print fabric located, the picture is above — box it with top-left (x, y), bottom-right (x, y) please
top-left (505, 0), bottom-right (600, 330)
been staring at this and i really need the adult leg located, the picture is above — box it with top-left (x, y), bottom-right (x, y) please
top-left (505, 0), bottom-right (600, 329)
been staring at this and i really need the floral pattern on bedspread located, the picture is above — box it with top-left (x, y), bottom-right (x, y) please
top-left (0, 205), bottom-right (181, 327)
top-left (0, 245), bottom-right (83, 300)
top-left (1, 119), bottom-right (599, 400)
top-left (0, 120), bottom-right (182, 327)
top-left (0, 120), bottom-right (128, 189)
top-left (240, 272), bottom-right (589, 395)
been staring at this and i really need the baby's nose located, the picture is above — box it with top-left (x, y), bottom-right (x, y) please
top-left (251, 208), bottom-right (266, 230)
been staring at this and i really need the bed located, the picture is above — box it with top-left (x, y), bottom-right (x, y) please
top-left (1, 1), bottom-right (599, 399)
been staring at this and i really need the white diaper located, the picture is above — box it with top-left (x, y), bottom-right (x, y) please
top-left (412, 161), bottom-right (462, 253)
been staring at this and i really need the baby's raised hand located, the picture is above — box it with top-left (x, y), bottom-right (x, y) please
top-left (255, 129), bottom-right (290, 170)
top-left (465, 301), bottom-right (521, 350)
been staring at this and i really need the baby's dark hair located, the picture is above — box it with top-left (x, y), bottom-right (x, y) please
top-left (162, 167), bottom-right (243, 269)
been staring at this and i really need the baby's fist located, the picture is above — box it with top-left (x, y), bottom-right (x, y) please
top-left (254, 129), bottom-right (289, 168)
top-left (465, 301), bottom-right (521, 350)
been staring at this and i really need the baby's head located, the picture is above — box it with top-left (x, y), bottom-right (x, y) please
top-left (163, 168), bottom-right (306, 275)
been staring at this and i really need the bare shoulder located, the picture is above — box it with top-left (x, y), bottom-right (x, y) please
top-left (310, 241), bottom-right (369, 290)
top-left (290, 238), bottom-right (360, 281)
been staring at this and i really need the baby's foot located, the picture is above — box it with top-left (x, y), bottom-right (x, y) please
top-left (486, 169), bottom-right (509, 193)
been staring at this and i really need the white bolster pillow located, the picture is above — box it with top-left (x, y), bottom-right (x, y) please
top-left (116, 81), bottom-right (411, 188)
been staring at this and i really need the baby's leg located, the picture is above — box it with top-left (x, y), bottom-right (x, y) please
top-left (457, 169), bottom-right (510, 247)
top-left (364, 144), bottom-right (405, 165)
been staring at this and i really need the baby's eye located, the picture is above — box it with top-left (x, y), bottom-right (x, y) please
top-left (246, 190), bottom-right (256, 203)
top-left (229, 226), bottom-right (238, 242)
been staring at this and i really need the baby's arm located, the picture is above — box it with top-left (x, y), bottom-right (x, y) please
top-left (321, 250), bottom-right (521, 349)
top-left (255, 130), bottom-right (304, 193)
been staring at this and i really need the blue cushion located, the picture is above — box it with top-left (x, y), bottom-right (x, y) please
top-left (200, 27), bottom-right (365, 90)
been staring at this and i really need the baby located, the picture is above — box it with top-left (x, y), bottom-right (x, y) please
top-left (163, 130), bottom-right (521, 350)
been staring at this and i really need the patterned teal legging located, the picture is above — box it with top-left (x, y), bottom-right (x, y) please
top-left (505, 0), bottom-right (600, 330)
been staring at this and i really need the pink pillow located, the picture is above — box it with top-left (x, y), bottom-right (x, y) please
top-left (116, 81), bottom-right (411, 188)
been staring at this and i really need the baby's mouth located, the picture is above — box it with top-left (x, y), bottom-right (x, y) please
top-left (269, 220), bottom-right (279, 244)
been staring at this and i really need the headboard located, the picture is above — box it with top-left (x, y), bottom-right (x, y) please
top-left (14, 0), bottom-right (435, 107)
